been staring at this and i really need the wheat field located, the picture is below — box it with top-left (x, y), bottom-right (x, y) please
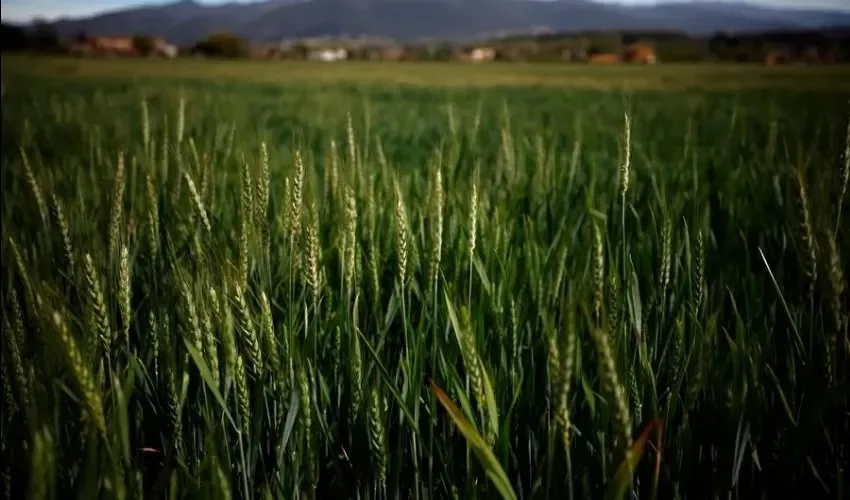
top-left (1, 59), bottom-right (849, 500)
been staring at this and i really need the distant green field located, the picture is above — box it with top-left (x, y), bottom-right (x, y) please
top-left (4, 54), bottom-right (850, 91)
top-left (1, 56), bottom-right (849, 500)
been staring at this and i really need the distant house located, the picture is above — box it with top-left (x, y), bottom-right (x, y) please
top-left (623, 44), bottom-right (657, 64)
top-left (90, 36), bottom-right (136, 56)
top-left (765, 46), bottom-right (821, 67)
top-left (467, 47), bottom-right (495, 62)
top-left (152, 37), bottom-right (178, 58)
top-left (308, 48), bottom-right (348, 62)
top-left (764, 49), bottom-right (790, 66)
top-left (587, 44), bottom-right (657, 65)
top-left (66, 35), bottom-right (177, 58)
top-left (589, 52), bottom-right (621, 64)
top-left (561, 48), bottom-right (589, 62)
top-left (381, 46), bottom-right (406, 61)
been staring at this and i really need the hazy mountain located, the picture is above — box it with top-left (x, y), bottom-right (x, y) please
top-left (35, 0), bottom-right (850, 45)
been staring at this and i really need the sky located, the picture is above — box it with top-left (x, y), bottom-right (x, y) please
top-left (1, 0), bottom-right (848, 23)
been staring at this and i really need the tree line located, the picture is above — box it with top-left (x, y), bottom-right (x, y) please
top-left (2, 22), bottom-right (849, 63)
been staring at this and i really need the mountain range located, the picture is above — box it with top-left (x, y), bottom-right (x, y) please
top-left (27, 0), bottom-right (850, 45)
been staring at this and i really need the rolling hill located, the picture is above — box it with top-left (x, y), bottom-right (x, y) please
top-left (26, 0), bottom-right (850, 45)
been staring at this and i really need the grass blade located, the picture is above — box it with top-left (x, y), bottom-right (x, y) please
top-left (606, 417), bottom-right (663, 500)
top-left (183, 339), bottom-right (237, 430)
top-left (429, 378), bottom-right (517, 500)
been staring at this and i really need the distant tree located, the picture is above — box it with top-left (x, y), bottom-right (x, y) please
top-left (74, 30), bottom-right (88, 43)
top-left (652, 39), bottom-right (709, 62)
top-left (430, 43), bottom-right (455, 61)
top-left (132, 35), bottom-right (156, 56)
top-left (586, 32), bottom-right (621, 54)
top-left (193, 32), bottom-right (248, 58)
top-left (475, 29), bottom-right (850, 65)
top-left (292, 42), bottom-right (308, 60)
top-left (29, 21), bottom-right (61, 52)
top-left (0, 23), bottom-right (29, 52)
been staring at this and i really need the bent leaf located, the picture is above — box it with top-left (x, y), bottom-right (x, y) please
top-left (430, 378), bottom-right (517, 500)
top-left (606, 417), bottom-right (663, 500)
top-left (184, 340), bottom-right (236, 430)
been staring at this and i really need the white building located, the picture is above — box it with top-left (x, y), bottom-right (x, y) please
top-left (308, 48), bottom-right (348, 62)
top-left (469, 47), bottom-right (495, 62)
top-left (153, 38), bottom-right (178, 59)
